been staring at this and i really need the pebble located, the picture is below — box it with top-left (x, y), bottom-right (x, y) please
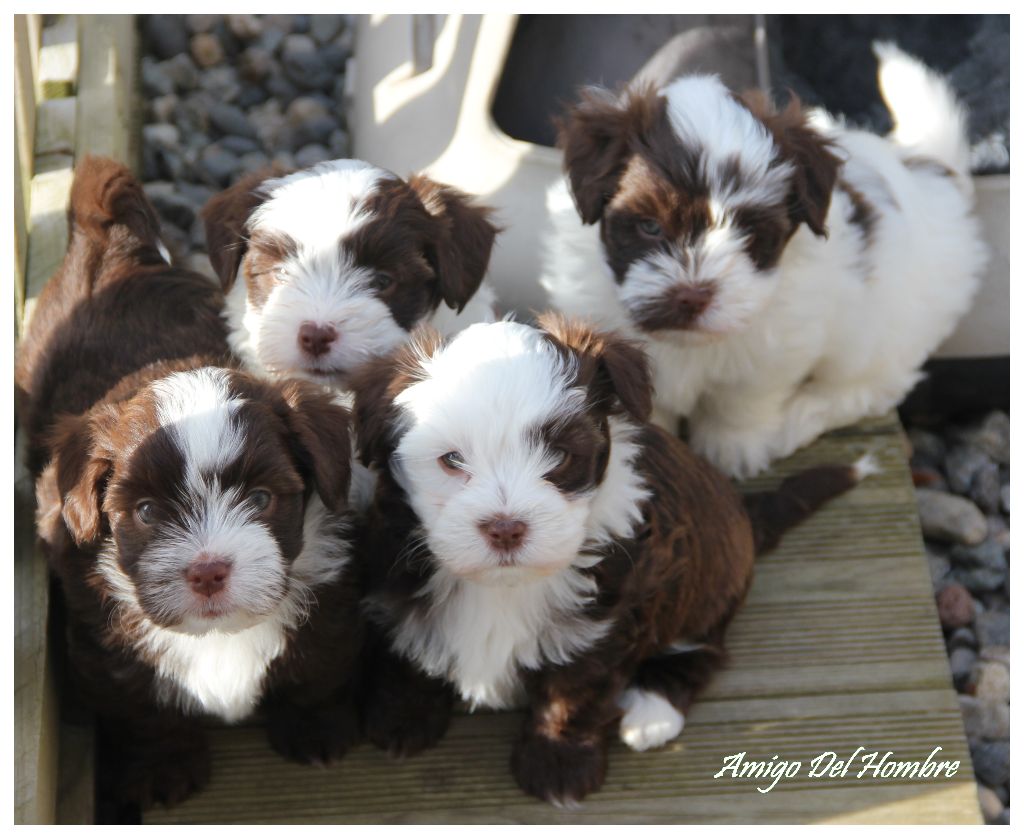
top-left (962, 411), bottom-right (1010, 465)
top-left (228, 14), bottom-right (264, 41)
top-left (186, 15), bottom-right (220, 35)
top-left (975, 610), bottom-right (1010, 647)
top-left (191, 33), bottom-right (225, 69)
top-left (969, 739), bottom-right (1010, 789)
top-left (909, 428), bottom-right (946, 467)
top-left (915, 489), bottom-right (988, 545)
top-left (927, 549), bottom-right (951, 590)
top-left (935, 583), bottom-right (974, 630)
top-left (971, 660), bottom-right (1009, 703)
top-left (150, 93), bottom-right (179, 125)
top-left (944, 444), bottom-right (991, 495)
top-left (198, 144), bottom-right (241, 186)
top-left (219, 135), bottom-right (262, 156)
top-left (970, 461), bottom-right (1002, 514)
top-left (947, 626), bottom-right (977, 650)
top-left (239, 46), bottom-right (273, 83)
top-left (207, 102), bottom-right (257, 140)
top-left (978, 644), bottom-right (1009, 668)
top-left (142, 123), bottom-right (180, 151)
top-left (1000, 484), bottom-right (1009, 514)
top-left (328, 127), bottom-right (350, 158)
top-left (320, 42), bottom-right (352, 73)
top-left (239, 151), bottom-right (271, 175)
top-left (237, 83), bottom-right (270, 110)
top-left (977, 784), bottom-right (1004, 823)
top-left (146, 190), bottom-right (196, 232)
top-left (142, 15), bottom-right (191, 60)
top-left (198, 66), bottom-right (241, 103)
top-left (141, 57), bottom-right (174, 98)
top-left (295, 143), bottom-right (331, 168)
top-left (161, 53), bottom-right (200, 92)
top-left (948, 646), bottom-right (976, 690)
top-left (960, 696), bottom-right (1010, 740)
top-left (911, 466), bottom-right (946, 490)
top-left (949, 540), bottom-right (1007, 592)
top-left (310, 14), bottom-right (346, 45)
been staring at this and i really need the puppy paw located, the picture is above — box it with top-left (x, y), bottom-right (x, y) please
top-left (267, 700), bottom-right (361, 766)
top-left (510, 732), bottom-right (607, 806)
top-left (117, 744), bottom-right (211, 809)
top-left (617, 688), bottom-right (685, 751)
top-left (690, 423), bottom-right (775, 479)
top-left (364, 691), bottom-right (452, 757)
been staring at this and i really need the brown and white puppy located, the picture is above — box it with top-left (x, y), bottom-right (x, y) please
top-left (16, 157), bottom-right (362, 810)
top-left (541, 47), bottom-right (985, 479)
top-left (351, 314), bottom-right (871, 804)
top-left (201, 159), bottom-right (500, 390)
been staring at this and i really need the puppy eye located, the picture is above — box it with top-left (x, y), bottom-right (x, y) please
top-left (136, 500), bottom-right (157, 525)
top-left (638, 218), bottom-right (664, 238)
top-left (549, 448), bottom-right (569, 467)
top-left (438, 451), bottom-right (466, 476)
top-left (371, 272), bottom-right (394, 292)
top-left (248, 489), bottom-right (272, 512)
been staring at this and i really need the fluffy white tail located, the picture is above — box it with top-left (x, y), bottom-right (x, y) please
top-left (874, 41), bottom-right (972, 194)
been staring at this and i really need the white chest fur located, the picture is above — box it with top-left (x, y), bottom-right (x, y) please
top-left (391, 568), bottom-right (610, 710)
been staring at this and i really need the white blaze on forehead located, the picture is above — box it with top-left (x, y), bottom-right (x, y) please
top-left (660, 75), bottom-right (791, 206)
top-left (248, 158), bottom-right (392, 249)
top-left (152, 368), bottom-right (246, 474)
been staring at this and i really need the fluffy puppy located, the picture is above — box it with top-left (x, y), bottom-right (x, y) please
top-left (541, 44), bottom-right (987, 477)
top-left (201, 158), bottom-right (500, 390)
top-left (17, 158), bottom-right (362, 809)
top-left (351, 314), bottom-right (869, 804)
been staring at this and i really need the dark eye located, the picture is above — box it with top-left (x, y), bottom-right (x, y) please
top-left (638, 218), bottom-right (664, 238)
top-left (372, 272), bottom-right (394, 292)
top-left (248, 489), bottom-right (272, 512)
top-left (136, 500), bottom-right (157, 525)
top-left (438, 451), bottom-right (466, 476)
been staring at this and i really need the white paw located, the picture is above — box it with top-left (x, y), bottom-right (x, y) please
top-left (617, 688), bottom-right (685, 752)
top-left (690, 423), bottom-right (776, 479)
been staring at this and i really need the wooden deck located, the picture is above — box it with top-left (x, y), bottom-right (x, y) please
top-left (144, 414), bottom-right (981, 824)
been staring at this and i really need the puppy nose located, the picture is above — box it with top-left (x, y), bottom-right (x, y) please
top-left (186, 555), bottom-right (232, 597)
top-left (671, 285), bottom-right (713, 320)
top-left (298, 322), bottom-right (338, 358)
top-left (478, 516), bottom-right (529, 552)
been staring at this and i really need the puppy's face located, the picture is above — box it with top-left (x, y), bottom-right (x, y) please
top-left (559, 78), bottom-right (840, 342)
top-left (202, 160), bottom-right (497, 385)
top-left (49, 368), bottom-right (351, 634)
top-left (354, 316), bottom-right (651, 585)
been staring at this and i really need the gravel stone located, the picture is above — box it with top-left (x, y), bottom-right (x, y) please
top-left (949, 540), bottom-right (1007, 592)
top-left (970, 461), bottom-right (1002, 514)
top-left (977, 784), bottom-right (1004, 823)
top-left (161, 53), bottom-right (200, 92)
top-left (947, 626), bottom-right (977, 650)
top-left (191, 33), bottom-right (225, 68)
top-left (228, 14), bottom-right (264, 41)
top-left (978, 644), bottom-right (1009, 668)
top-left (971, 660), bottom-right (1010, 703)
top-left (295, 143), bottom-right (331, 168)
top-left (916, 489), bottom-right (988, 545)
top-left (150, 94), bottom-right (179, 125)
top-left (141, 57), bottom-right (174, 97)
top-left (186, 15), bottom-right (220, 35)
top-left (948, 646), bottom-right (976, 690)
top-left (146, 190), bottom-right (196, 232)
top-left (142, 15), bottom-right (191, 60)
top-left (310, 14), bottom-right (345, 45)
top-left (935, 583), bottom-right (974, 630)
top-left (927, 549), bottom-right (952, 590)
top-left (320, 41), bottom-right (351, 73)
top-left (239, 151), bottom-right (271, 175)
top-left (142, 123), bottom-right (180, 151)
top-left (1001, 484), bottom-right (1009, 514)
top-left (960, 696), bottom-right (1009, 740)
top-left (328, 128), bottom-right (350, 158)
top-left (265, 73), bottom-right (300, 106)
top-left (207, 102), bottom-right (257, 139)
top-left (944, 444), bottom-right (991, 495)
top-left (975, 610), bottom-right (1010, 647)
top-left (909, 428), bottom-right (946, 467)
top-left (239, 46), bottom-right (273, 83)
top-left (198, 66), bottom-right (240, 103)
top-left (236, 83), bottom-right (270, 110)
top-left (219, 135), bottom-right (262, 156)
top-left (969, 739), bottom-right (1010, 789)
top-left (962, 411), bottom-right (1010, 465)
top-left (198, 145), bottom-right (241, 186)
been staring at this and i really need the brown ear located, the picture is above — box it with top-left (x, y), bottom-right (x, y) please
top-left (47, 411), bottom-right (115, 547)
top-left (556, 84), bottom-right (663, 225)
top-left (738, 91), bottom-right (841, 237)
top-left (276, 380), bottom-right (352, 514)
top-left (350, 326), bottom-right (445, 467)
top-left (407, 175), bottom-right (498, 313)
top-left (200, 167), bottom-right (288, 290)
top-left (537, 313), bottom-right (653, 423)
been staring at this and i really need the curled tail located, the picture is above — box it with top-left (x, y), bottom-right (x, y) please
top-left (873, 42), bottom-right (973, 196)
top-left (66, 156), bottom-right (168, 292)
top-left (744, 455), bottom-right (877, 555)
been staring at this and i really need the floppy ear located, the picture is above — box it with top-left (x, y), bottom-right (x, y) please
top-left (350, 326), bottom-right (445, 467)
top-left (276, 380), bottom-right (353, 514)
top-left (46, 410), bottom-right (115, 547)
top-left (738, 91), bottom-right (841, 237)
top-left (200, 167), bottom-right (288, 290)
top-left (537, 312), bottom-right (653, 423)
top-left (407, 175), bottom-right (498, 313)
top-left (556, 84), bottom-right (663, 225)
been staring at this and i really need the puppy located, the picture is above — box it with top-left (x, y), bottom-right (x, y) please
top-left (201, 158), bottom-right (500, 390)
top-left (351, 314), bottom-right (869, 804)
top-left (541, 44), bottom-right (987, 477)
top-left (17, 158), bottom-right (362, 809)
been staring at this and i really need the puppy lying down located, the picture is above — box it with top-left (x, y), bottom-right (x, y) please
top-left (17, 158), bottom-right (361, 809)
top-left (352, 315), bottom-right (872, 804)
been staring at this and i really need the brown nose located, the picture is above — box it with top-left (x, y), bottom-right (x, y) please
top-left (478, 516), bottom-right (529, 552)
top-left (186, 555), bottom-right (232, 597)
top-left (670, 285), bottom-right (713, 321)
top-left (298, 322), bottom-right (338, 358)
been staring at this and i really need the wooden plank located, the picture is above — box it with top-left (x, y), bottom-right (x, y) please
top-left (34, 96), bottom-right (77, 172)
top-left (38, 14), bottom-right (78, 99)
top-left (23, 167), bottom-right (74, 333)
top-left (75, 15), bottom-right (138, 166)
top-left (14, 14), bottom-right (41, 335)
top-left (14, 432), bottom-right (59, 825)
top-left (145, 414), bottom-right (980, 824)
top-left (55, 723), bottom-right (96, 825)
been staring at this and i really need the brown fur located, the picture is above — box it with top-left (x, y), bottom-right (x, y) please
top-left (18, 158), bottom-right (363, 811)
top-left (352, 315), bottom-right (860, 803)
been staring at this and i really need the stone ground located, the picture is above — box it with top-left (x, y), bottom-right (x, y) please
top-left (136, 14), bottom-right (1009, 825)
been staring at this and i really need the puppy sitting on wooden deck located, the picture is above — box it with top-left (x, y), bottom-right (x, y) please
top-left (352, 314), bottom-right (872, 804)
top-left (16, 158), bottom-right (362, 809)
